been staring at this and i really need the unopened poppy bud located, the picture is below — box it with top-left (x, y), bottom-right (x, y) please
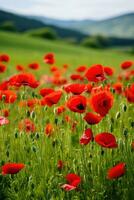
top-left (131, 121), bottom-right (134, 128)
top-left (15, 132), bottom-right (18, 138)
top-left (32, 146), bottom-right (36, 153)
top-left (123, 128), bottom-right (128, 137)
top-left (6, 150), bottom-right (9, 157)
top-left (122, 104), bottom-right (127, 112)
top-left (116, 112), bottom-right (120, 119)
top-left (27, 110), bottom-right (31, 117)
top-left (31, 111), bottom-right (36, 119)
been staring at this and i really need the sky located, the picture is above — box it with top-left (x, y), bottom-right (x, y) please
top-left (0, 0), bottom-right (134, 20)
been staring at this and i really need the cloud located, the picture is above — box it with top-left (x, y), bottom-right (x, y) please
top-left (0, 0), bottom-right (134, 19)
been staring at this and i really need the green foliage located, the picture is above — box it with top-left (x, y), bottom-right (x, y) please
top-left (0, 21), bottom-right (16, 32)
top-left (27, 27), bottom-right (58, 40)
top-left (82, 35), bottom-right (110, 49)
top-left (130, 46), bottom-right (134, 54)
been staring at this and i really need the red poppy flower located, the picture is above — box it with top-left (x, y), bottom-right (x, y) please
top-left (0, 54), bottom-right (10, 62)
top-left (0, 116), bottom-right (9, 126)
top-left (44, 53), bottom-right (55, 64)
top-left (28, 62), bottom-right (39, 70)
top-left (0, 63), bottom-right (6, 73)
top-left (85, 64), bottom-right (105, 82)
top-left (80, 128), bottom-right (93, 145)
top-left (76, 65), bottom-right (87, 73)
top-left (0, 81), bottom-right (9, 90)
top-left (56, 105), bottom-right (65, 114)
top-left (1, 163), bottom-right (25, 175)
top-left (0, 90), bottom-right (17, 103)
top-left (121, 61), bottom-right (133, 69)
top-left (18, 119), bottom-right (36, 133)
top-left (27, 99), bottom-right (40, 108)
top-left (40, 88), bottom-right (54, 97)
top-left (64, 83), bottom-right (86, 95)
top-left (61, 173), bottom-right (81, 191)
top-left (113, 82), bottom-right (123, 94)
top-left (9, 73), bottom-right (39, 88)
top-left (131, 141), bottom-right (134, 150)
top-left (70, 74), bottom-right (83, 81)
top-left (16, 65), bottom-right (25, 71)
top-left (61, 184), bottom-right (76, 191)
top-left (45, 123), bottom-right (54, 136)
top-left (50, 66), bottom-right (58, 72)
top-left (104, 66), bottom-right (114, 76)
top-left (52, 77), bottom-right (67, 86)
top-left (95, 132), bottom-right (118, 148)
top-left (67, 95), bottom-right (87, 113)
top-left (86, 83), bottom-right (93, 93)
top-left (89, 90), bottom-right (114, 117)
top-left (0, 109), bottom-right (9, 117)
top-left (107, 162), bottom-right (126, 180)
top-left (57, 160), bottom-right (64, 170)
top-left (125, 84), bottom-right (134, 103)
top-left (84, 112), bottom-right (102, 125)
top-left (41, 91), bottom-right (62, 106)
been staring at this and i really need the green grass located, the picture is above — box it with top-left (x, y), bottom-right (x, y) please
top-left (0, 31), bottom-right (133, 73)
top-left (0, 31), bottom-right (134, 200)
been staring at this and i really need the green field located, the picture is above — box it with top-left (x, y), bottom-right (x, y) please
top-left (0, 31), bottom-right (133, 74)
top-left (0, 31), bottom-right (134, 200)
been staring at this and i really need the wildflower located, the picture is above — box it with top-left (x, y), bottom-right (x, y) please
top-left (0, 90), bottom-right (17, 103)
top-left (19, 119), bottom-right (36, 133)
top-left (9, 73), bottom-right (39, 88)
top-left (125, 84), bottom-right (134, 103)
top-left (41, 91), bottom-right (62, 106)
top-left (85, 64), bottom-right (105, 82)
top-left (61, 173), bottom-right (81, 191)
top-left (1, 163), bottom-right (25, 175)
top-left (40, 88), bottom-right (54, 97)
top-left (44, 53), bottom-right (55, 64)
top-left (107, 162), bottom-right (126, 179)
top-left (57, 160), bottom-right (64, 170)
top-left (104, 66), bottom-right (114, 76)
top-left (28, 62), bottom-right (40, 70)
top-left (121, 61), bottom-right (133, 69)
top-left (95, 132), bottom-right (118, 148)
top-left (0, 116), bottom-right (9, 126)
top-left (113, 82), bottom-right (123, 94)
top-left (64, 83), bottom-right (86, 95)
top-left (76, 65), bottom-right (87, 73)
top-left (45, 123), bottom-right (54, 136)
top-left (89, 90), bottom-right (114, 117)
top-left (0, 54), bottom-right (10, 62)
top-left (80, 128), bottom-right (93, 145)
top-left (67, 95), bottom-right (87, 113)
top-left (84, 112), bottom-right (102, 125)
top-left (0, 63), bottom-right (6, 73)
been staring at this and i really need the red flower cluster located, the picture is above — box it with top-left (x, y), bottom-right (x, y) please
top-left (61, 173), bottom-right (81, 191)
top-left (1, 163), bottom-right (25, 175)
top-left (9, 73), bottom-right (39, 88)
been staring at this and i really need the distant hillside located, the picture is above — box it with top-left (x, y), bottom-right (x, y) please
top-left (85, 13), bottom-right (134, 39)
top-left (31, 13), bottom-right (134, 39)
top-left (0, 10), bottom-right (87, 42)
top-left (29, 16), bottom-right (95, 30)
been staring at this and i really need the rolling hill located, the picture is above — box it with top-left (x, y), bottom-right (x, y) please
top-left (0, 10), bottom-right (87, 42)
top-left (31, 13), bottom-right (134, 39)
top-left (0, 30), bottom-right (133, 74)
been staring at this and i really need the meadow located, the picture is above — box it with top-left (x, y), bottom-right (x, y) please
top-left (0, 31), bottom-right (134, 200)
